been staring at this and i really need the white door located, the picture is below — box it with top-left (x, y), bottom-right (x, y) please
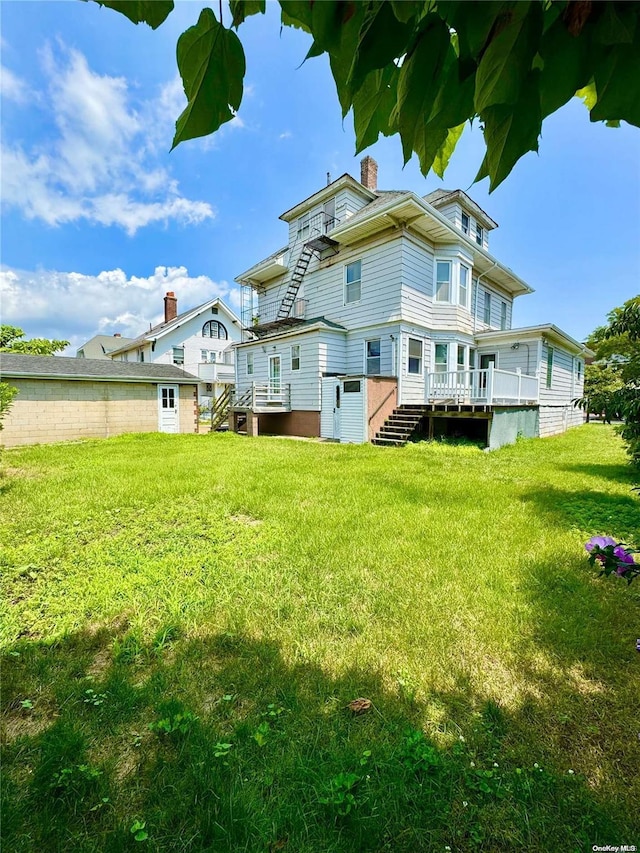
top-left (320, 378), bottom-right (341, 440)
top-left (158, 385), bottom-right (179, 433)
top-left (268, 355), bottom-right (281, 401)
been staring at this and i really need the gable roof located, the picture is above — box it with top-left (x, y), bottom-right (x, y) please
top-left (0, 353), bottom-right (200, 383)
top-left (423, 188), bottom-right (498, 230)
top-left (76, 334), bottom-right (136, 357)
top-left (475, 325), bottom-right (593, 356)
top-left (279, 173), bottom-right (377, 222)
top-left (108, 297), bottom-right (241, 356)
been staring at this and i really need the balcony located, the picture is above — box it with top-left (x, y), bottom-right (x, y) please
top-left (426, 366), bottom-right (539, 406)
top-left (231, 383), bottom-right (291, 413)
top-left (250, 298), bottom-right (307, 336)
top-left (198, 362), bottom-right (235, 383)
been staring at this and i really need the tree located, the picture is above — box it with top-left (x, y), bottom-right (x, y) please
top-left (0, 383), bottom-right (18, 431)
top-left (0, 325), bottom-right (69, 356)
top-left (85, 0), bottom-right (640, 190)
top-left (580, 296), bottom-right (640, 466)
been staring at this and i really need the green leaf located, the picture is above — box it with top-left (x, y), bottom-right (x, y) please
top-left (279, 0), bottom-right (313, 33)
top-left (479, 71), bottom-right (542, 191)
top-left (395, 15), bottom-right (453, 164)
top-left (389, 0), bottom-right (423, 25)
top-left (538, 16), bottom-right (591, 119)
top-left (590, 39), bottom-right (640, 127)
top-left (347, 1), bottom-right (415, 98)
top-left (352, 65), bottom-right (399, 153)
top-left (323, 4), bottom-right (367, 116)
top-left (86, 0), bottom-right (174, 30)
top-left (172, 8), bottom-right (246, 150)
top-left (592, 3), bottom-right (637, 45)
top-left (229, 0), bottom-right (265, 29)
top-left (449, 1), bottom-right (509, 61)
top-left (576, 81), bottom-right (597, 111)
top-left (474, 1), bottom-right (543, 112)
top-left (433, 123), bottom-right (465, 178)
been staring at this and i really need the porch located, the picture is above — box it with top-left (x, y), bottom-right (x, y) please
top-left (425, 365), bottom-right (539, 406)
top-left (230, 383), bottom-right (292, 414)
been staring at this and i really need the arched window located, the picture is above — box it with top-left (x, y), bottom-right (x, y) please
top-left (202, 320), bottom-right (228, 339)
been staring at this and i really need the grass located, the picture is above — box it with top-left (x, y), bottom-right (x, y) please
top-left (1, 424), bottom-right (639, 852)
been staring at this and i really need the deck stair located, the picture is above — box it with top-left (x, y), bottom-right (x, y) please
top-left (209, 386), bottom-right (234, 431)
top-left (372, 405), bottom-right (427, 447)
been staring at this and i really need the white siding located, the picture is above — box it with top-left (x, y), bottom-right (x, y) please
top-left (399, 328), bottom-right (431, 404)
top-left (339, 379), bottom-right (367, 444)
top-left (472, 280), bottom-right (513, 331)
top-left (537, 343), bottom-right (587, 436)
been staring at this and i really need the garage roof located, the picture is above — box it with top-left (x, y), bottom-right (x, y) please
top-left (0, 353), bottom-right (200, 383)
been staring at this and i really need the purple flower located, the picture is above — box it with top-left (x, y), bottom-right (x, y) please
top-left (614, 546), bottom-right (635, 564)
top-left (585, 536), bottom-right (616, 552)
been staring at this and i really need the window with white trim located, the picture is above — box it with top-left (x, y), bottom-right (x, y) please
top-left (483, 291), bottom-right (492, 325)
top-left (435, 260), bottom-right (452, 302)
top-left (461, 212), bottom-right (470, 235)
top-left (459, 264), bottom-right (470, 308)
top-left (457, 345), bottom-right (466, 371)
top-left (546, 347), bottom-right (554, 388)
top-left (291, 344), bottom-right (300, 371)
top-left (500, 301), bottom-right (508, 330)
top-left (475, 223), bottom-right (484, 246)
top-left (345, 260), bottom-right (362, 304)
top-left (246, 352), bottom-right (254, 375)
top-left (172, 347), bottom-right (184, 365)
top-left (365, 339), bottom-right (381, 374)
top-left (434, 343), bottom-right (448, 374)
top-left (408, 338), bottom-right (422, 374)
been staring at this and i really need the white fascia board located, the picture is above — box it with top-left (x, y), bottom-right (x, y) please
top-left (332, 192), bottom-right (533, 297)
top-left (279, 174), bottom-right (376, 222)
top-left (475, 324), bottom-right (590, 355)
top-left (4, 372), bottom-right (198, 384)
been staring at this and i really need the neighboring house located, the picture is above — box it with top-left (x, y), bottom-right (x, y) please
top-left (103, 292), bottom-right (242, 406)
top-left (0, 353), bottom-right (200, 448)
top-left (76, 334), bottom-right (135, 359)
top-left (231, 157), bottom-right (591, 448)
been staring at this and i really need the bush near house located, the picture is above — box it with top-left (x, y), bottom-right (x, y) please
top-left (1, 426), bottom-right (638, 851)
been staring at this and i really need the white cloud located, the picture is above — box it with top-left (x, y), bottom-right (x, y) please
top-left (278, 131), bottom-right (292, 140)
top-left (0, 65), bottom-right (31, 104)
top-left (0, 265), bottom-right (241, 353)
top-left (0, 45), bottom-right (215, 235)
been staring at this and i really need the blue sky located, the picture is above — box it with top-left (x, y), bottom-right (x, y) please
top-left (1, 0), bottom-right (639, 353)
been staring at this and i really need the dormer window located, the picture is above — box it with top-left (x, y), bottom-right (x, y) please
top-left (461, 212), bottom-right (470, 235)
top-left (202, 320), bottom-right (228, 339)
top-left (475, 224), bottom-right (484, 246)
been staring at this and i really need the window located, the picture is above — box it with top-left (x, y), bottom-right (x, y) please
top-left (323, 198), bottom-right (336, 233)
top-left (408, 338), bottom-right (422, 374)
top-left (291, 344), bottom-right (300, 371)
top-left (435, 260), bottom-right (451, 302)
top-left (469, 349), bottom-right (476, 369)
top-left (172, 347), bottom-right (184, 365)
top-left (77, 349), bottom-right (85, 358)
top-left (459, 264), bottom-right (470, 308)
top-left (246, 352), bottom-right (254, 376)
top-left (457, 345), bottom-right (466, 371)
top-left (483, 291), bottom-right (492, 325)
top-left (576, 359), bottom-right (582, 381)
top-left (297, 213), bottom-right (310, 239)
top-left (138, 350), bottom-right (144, 362)
top-left (343, 380), bottom-right (361, 393)
top-left (475, 223), bottom-right (484, 246)
top-left (202, 320), bottom-right (228, 339)
top-left (434, 343), bottom-right (448, 374)
top-left (500, 301), bottom-right (508, 330)
top-left (201, 350), bottom-right (217, 363)
top-left (345, 260), bottom-right (362, 304)
top-left (546, 346), bottom-right (554, 388)
top-left (366, 339), bottom-right (381, 374)
top-left (461, 212), bottom-right (470, 234)
top-left (161, 387), bottom-right (176, 409)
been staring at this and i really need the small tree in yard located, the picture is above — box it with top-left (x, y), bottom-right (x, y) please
top-left (0, 383), bottom-right (18, 431)
top-left (579, 297), bottom-right (640, 466)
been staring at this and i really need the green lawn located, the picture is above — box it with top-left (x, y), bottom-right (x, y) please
top-left (1, 426), bottom-right (639, 852)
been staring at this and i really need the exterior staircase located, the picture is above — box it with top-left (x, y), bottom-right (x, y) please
top-left (209, 386), bottom-right (233, 431)
top-left (276, 243), bottom-right (315, 320)
top-left (372, 405), bottom-right (427, 446)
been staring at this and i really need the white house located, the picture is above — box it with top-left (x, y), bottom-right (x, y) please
top-left (231, 157), bottom-right (590, 448)
top-left (101, 292), bottom-right (242, 407)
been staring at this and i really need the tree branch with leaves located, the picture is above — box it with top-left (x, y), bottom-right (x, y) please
top-left (85, 0), bottom-right (640, 189)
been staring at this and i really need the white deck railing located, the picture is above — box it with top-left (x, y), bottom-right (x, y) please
top-left (231, 383), bottom-right (291, 410)
top-left (426, 366), bottom-right (539, 405)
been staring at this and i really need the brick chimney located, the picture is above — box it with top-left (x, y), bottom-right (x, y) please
top-left (360, 156), bottom-right (378, 191)
top-left (164, 291), bottom-right (177, 323)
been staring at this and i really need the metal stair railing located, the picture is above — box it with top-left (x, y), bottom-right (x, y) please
top-left (275, 242), bottom-right (315, 321)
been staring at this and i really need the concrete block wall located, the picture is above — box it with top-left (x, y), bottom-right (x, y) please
top-left (1, 379), bottom-right (199, 447)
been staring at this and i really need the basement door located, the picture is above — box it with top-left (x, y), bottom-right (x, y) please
top-left (158, 385), bottom-right (179, 433)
